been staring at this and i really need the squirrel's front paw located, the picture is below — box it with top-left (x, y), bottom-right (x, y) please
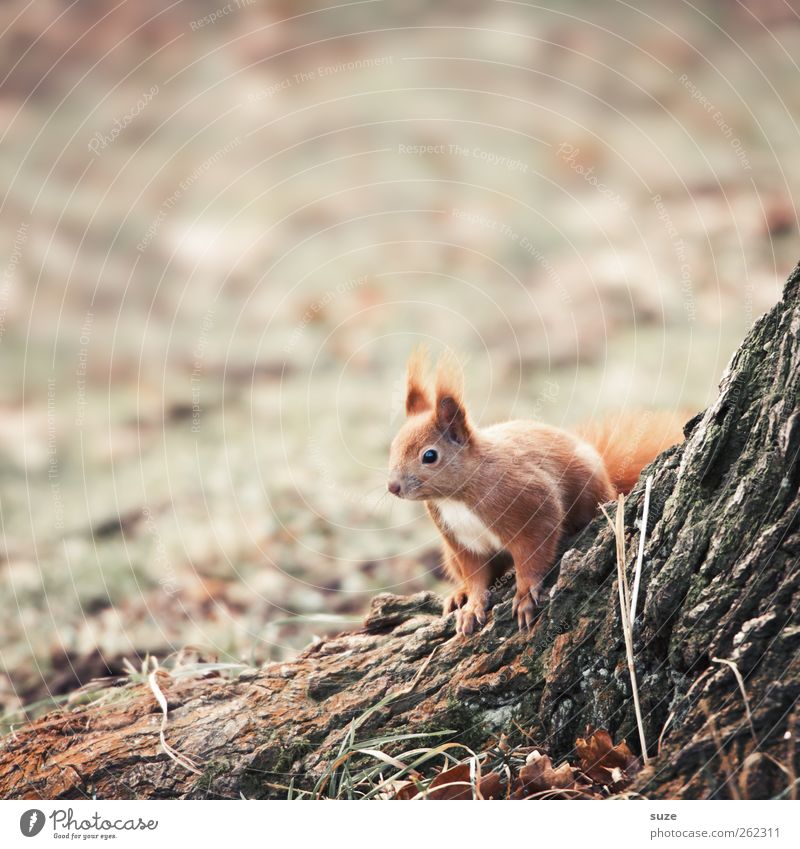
top-left (443, 587), bottom-right (468, 616)
top-left (455, 590), bottom-right (491, 636)
top-left (512, 585), bottom-right (541, 630)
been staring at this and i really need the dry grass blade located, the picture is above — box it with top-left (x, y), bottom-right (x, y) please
top-left (631, 474), bottom-right (653, 621)
top-left (367, 742), bottom-right (478, 800)
top-left (600, 494), bottom-right (650, 766)
top-left (146, 659), bottom-right (202, 776)
top-left (658, 710), bottom-right (675, 755)
top-left (354, 748), bottom-right (417, 776)
top-left (711, 656), bottom-right (757, 743)
top-left (616, 494), bottom-right (631, 615)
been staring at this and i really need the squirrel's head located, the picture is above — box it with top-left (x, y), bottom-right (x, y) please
top-left (388, 348), bottom-right (476, 500)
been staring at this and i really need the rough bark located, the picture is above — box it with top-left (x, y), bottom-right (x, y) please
top-left (2, 265), bottom-right (799, 801)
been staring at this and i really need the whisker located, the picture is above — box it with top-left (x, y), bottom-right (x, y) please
top-left (371, 491), bottom-right (392, 515)
top-left (363, 482), bottom-right (389, 496)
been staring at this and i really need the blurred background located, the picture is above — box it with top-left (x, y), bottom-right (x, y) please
top-left (1, 0), bottom-right (798, 724)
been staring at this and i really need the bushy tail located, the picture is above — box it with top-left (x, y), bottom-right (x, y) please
top-left (578, 410), bottom-right (687, 495)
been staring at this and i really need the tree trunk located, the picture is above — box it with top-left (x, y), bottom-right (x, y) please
top-left (2, 265), bottom-right (799, 801)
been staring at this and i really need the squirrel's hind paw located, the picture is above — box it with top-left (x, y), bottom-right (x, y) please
top-left (443, 587), bottom-right (469, 615)
top-left (512, 586), bottom-right (540, 630)
top-left (455, 590), bottom-right (491, 636)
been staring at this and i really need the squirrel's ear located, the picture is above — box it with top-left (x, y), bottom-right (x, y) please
top-left (436, 395), bottom-right (470, 444)
top-left (435, 351), bottom-right (470, 444)
top-left (405, 345), bottom-right (432, 415)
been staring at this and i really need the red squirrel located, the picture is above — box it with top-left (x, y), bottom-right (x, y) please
top-left (387, 349), bottom-right (684, 636)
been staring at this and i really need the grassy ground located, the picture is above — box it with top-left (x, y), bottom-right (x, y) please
top-left (1, 0), bottom-right (798, 723)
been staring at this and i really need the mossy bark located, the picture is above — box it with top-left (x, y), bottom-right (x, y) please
top-left (2, 265), bottom-right (799, 800)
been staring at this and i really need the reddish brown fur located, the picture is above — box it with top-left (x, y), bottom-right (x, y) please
top-left (388, 350), bottom-right (685, 635)
top-left (577, 411), bottom-right (686, 494)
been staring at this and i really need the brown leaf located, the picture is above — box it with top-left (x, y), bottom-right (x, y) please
top-left (427, 763), bottom-right (475, 799)
top-left (575, 728), bottom-right (640, 788)
top-left (516, 751), bottom-right (579, 797)
top-left (394, 780), bottom-right (421, 800)
top-left (477, 771), bottom-right (506, 800)
top-left (394, 762), bottom-right (505, 800)
top-left (416, 762), bottom-right (506, 800)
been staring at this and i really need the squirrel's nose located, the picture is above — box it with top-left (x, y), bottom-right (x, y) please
top-left (388, 479), bottom-right (402, 496)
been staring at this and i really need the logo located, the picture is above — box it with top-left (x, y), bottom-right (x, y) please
top-left (19, 809), bottom-right (45, 837)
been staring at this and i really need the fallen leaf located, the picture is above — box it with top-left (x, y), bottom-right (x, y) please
top-left (517, 751), bottom-right (579, 797)
top-left (394, 780), bottom-right (422, 800)
top-left (575, 728), bottom-right (640, 788)
top-left (476, 771), bottom-right (506, 799)
top-left (396, 762), bottom-right (507, 800)
top-left (426, 763), bottom-right (474, 799)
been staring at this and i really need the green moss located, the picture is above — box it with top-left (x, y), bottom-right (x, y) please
top-left (193, 758), bottom-right (232, 796)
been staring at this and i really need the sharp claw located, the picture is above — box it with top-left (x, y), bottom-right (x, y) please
top-left (512, 586), bottom-right (542, 631)
top-left (444, 589), bottom-right (469, 618)
top-left (454, 597), bottom-right (490, 637)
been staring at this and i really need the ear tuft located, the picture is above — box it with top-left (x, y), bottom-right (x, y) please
top-left (405, 345), bottom-right (432, 415)
top-left (435, 351), bottom-right (470, 443)
top-left (435, 349), bottom-right (465, 402)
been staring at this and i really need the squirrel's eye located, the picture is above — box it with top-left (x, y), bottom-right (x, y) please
top-left (421, 449), bottom-right (438, 464)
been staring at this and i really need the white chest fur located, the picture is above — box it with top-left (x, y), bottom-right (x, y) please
top-left (434, 499), bottom-right (503, 555)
